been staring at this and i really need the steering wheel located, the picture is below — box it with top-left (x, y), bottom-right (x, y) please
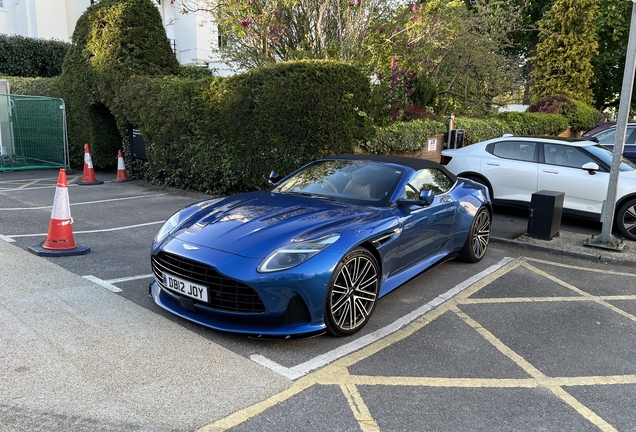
top-left (321, 180), bottom-right (338, 193)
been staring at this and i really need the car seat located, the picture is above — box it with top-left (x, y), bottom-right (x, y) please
top-left (343, 172), bottom-right (377, 198)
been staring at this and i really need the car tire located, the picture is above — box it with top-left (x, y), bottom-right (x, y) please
top-left (616, 198), bottom-right (636, 241)
top-left (325, 247), bottom-right (379, 337)
top-left (459, 207), bottom-right (491, 263)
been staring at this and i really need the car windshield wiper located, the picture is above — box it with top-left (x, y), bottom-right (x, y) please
top-left (283, 191), bottom-right (336, 201)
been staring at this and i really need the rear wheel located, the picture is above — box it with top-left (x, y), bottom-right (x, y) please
top-left (459, 207), bottom-right (491, 262)
top-left (616, 199), bottom-right (636, 240)
top-left (325, 248), bottom-right (379, 336)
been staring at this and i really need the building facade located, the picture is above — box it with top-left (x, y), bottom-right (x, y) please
top-left (0, 0), bottom-right (232, 76)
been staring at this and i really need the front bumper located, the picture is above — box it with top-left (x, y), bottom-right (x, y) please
top-left (150, 237), bottom-right (342, 336)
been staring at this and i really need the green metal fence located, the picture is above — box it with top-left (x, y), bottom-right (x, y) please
top-left (0, 94), bottom-right (70, 171)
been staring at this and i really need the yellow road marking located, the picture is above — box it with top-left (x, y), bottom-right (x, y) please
top-left (340, 384), bottom-right (380, 432)
top-left (548, 386), bottom-right (617, 432)
top-left (460, 295), bottom-right (636, 304)
top-left (522, 256), bottom-right (636, 277)
top-left (198, 257), bottom-right (633, 431)
top-left (196, 376), bottom-right (317, 432)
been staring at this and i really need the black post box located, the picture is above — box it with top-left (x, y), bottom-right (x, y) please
top-left (527, 190), bottom-right (564, 240)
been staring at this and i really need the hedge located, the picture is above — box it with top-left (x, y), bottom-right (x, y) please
top-left (362, 112), bottom-right (571, 155)
top-left (0, 35), bottom-right (70, 78)
top-left (361, 119), bottom-right (446, 154)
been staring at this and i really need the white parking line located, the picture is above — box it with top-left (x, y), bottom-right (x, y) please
top-left (4, 221), bottom-right (165, 239)
top-left (82, 274), bottom-right (154, 292)
top-left (83, 275), bottom-right (123, 293)
top-left (250, 257), bottom-right (515, 380)
top-left (0, 194), bottom-right (168, 211)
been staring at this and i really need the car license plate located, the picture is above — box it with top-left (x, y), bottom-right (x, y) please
top-left (162, 273), bottom-right (209, 302)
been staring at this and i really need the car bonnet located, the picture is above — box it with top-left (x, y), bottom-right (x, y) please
top-left (167, 191), bottom-right (381, 258)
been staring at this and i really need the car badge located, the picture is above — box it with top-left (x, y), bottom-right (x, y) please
top-left (183, 244), bottom-right (199, 251)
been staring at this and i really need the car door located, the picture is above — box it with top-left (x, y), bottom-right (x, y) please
top-left (480, 140), bottom-right (539, 203)
top-left (538, 143), bottom-right (608, 214)
top-left (392, 168), bottom-right (456, 275)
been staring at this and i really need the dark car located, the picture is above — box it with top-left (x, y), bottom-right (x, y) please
top-left (584, 123), bottom-right (636, 164)
top-left (581, 122), bottom-right (616, 139)
top-left (150, 155), bottom-right (492, 337)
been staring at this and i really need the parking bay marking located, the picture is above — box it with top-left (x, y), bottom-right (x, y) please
top-left (251, 257), bottom-right (515, 380)
top-left (2, 221), bottom-right (165, 241)
top-left (0, 193), bottom-right (168, 211)
top-left (83, 274), bottom-right (154, 292)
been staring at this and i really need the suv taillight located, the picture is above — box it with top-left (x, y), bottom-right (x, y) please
top-left (440, 155), bottom-right (452, 165)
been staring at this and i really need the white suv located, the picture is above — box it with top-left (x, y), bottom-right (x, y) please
top-left (440, 136), bottom-right (636, 240)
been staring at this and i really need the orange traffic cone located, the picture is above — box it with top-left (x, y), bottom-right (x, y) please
top-left (29, 169), bottom-right (90, 256)
top-left (77, 144), bottom-right (104, 185)
top-left (114, 150), bottom-right (132, 182)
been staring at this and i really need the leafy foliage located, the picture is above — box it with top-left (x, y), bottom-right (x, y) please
top-left (529, 94), bottom-right (596, 131)
top-left (210, 60), bottom-right (373, 192)
top-left (362, 119), bottom-right (446, 154)
top-left (60, 0), bottom-right (180, 168)
top-left (530, 0), bottom-right (598, 104)
top-left (591, 0), bottom-right (633, 110)
top-left (0, 35), bottom-right (70, 78)
top-left (456, 113), bottom-right (569, 144)
top-left (195, 0), bottom-right (522, 120)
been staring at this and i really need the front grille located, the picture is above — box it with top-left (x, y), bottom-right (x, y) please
top-left (152, 252), bottom-right (265, 313)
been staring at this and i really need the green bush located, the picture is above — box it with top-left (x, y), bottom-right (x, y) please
top-left (0, 35), bottom-right (70, 78)
top-left (528, 94), bottom-right (596, 132)
top-left (562, 100), bottom-right (597, 132)
top-left (497, 112), bottom-right (570, 136)
top-left (454, 117), bottom-right (508, 144)
top-left (210, 60), bottom-right (373, 192)
top-left (59, 0), bottom-right (180, 168)
top-left (1, 76), bottom-right (62, 97)
top-left (362, 119), bottom-right (446, 154)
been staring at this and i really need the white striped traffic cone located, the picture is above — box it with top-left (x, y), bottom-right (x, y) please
top-left (28, 169), bottom-right (90, 256)
top-left (77, 144), bottom-right (104, 185)
top-left (114, 150), bottom-right (132, 182)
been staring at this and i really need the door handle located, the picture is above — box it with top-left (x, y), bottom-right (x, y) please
top-left (543, 170), bottom-right (559, 174)
top-left (486, 162), bottom-right (501, 166)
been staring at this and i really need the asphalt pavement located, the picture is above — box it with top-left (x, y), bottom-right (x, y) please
top-left (2, 169), bottom-right (636, 431)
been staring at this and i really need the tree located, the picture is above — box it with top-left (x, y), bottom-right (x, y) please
top-left (177, 0), bottom-right (523, 119)
top-left (530, 0), bottom-right (598, 104)
top-left (591, 0), bottom-right (632, 110)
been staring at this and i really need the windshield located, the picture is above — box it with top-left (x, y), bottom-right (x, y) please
top-left (586, 144), bottom-right (636, 171)
top-left (272, 159), bottom-right (406, 207)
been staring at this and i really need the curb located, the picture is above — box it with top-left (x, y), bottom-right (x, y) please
top-left (490, 236), bottom-right (636, 266)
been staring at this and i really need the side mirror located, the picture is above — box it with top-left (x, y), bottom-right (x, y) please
top-left (585, 136), bottom-right (599, 143)
top-left (397, 189), bottom-right (435, 207)
top-left (582, 162), bottom-right (600, 175)
top-left (268, 171), bottom-right (283, 185)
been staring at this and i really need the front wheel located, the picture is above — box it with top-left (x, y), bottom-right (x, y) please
top-left (325, 248), bottom-right (379, 337)
top-left (616, 199), bottom-right (636, 240)
top-left (459, 207), bottom-right (491, 263)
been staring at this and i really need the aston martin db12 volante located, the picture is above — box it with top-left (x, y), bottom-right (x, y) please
top-left (150, 155), bottom-right (492, 337)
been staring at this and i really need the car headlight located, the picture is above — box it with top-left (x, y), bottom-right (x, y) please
top-left (258, 234), bottom-right (340, 273)
top-left (154, 211), bottom-right (181, 243)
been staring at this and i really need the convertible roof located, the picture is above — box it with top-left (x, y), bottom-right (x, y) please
top-left (331, 154), bottom-right (457, 181)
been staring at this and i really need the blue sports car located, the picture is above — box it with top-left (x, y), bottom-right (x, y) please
top-left (150, 155), bottom-right (491, 337)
